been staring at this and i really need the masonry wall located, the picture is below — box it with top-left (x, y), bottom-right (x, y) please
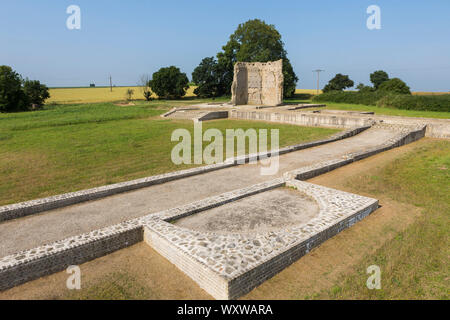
top-left (231, 60), bottom-right (284, 106)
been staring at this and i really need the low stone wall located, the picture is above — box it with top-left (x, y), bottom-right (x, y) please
top-left (231, 109), bottom-right (375, 128)
top-left (143, 179), bottom-right (379, 299)
top-left (0, 219), bottom-right (143, 291)
top-left (0, 126), bottom-right (367, 223)
top-left (231, 109), bottom-right (450, 139)
top-left (194, 111), bottom-right (229, 122)
top-left (284, 124), bottom-right (426, 180)
top-left (0, 123), bottom-right (423, 295)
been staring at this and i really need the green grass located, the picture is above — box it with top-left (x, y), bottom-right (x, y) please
top-left (0, 101), bottom-right (339, 205)
top-left (285, 97), bottom-right (450, 119)
top-left (66, 272), bottom-right (153, 300)
top-left (314, 140), bottom-right (449, 299)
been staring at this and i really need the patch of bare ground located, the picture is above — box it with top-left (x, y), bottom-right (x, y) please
top-left (0, 243), bottom-right (211, 300)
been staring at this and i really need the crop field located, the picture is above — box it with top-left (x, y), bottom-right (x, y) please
top-left (47, 86), bottom-right (197, 104)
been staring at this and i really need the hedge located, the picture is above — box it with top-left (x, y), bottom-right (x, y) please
top-left (312, 91), bottom-right (450, 112)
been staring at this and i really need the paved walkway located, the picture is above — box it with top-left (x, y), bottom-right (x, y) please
top-left (0, 126), bottom-right (402, 256)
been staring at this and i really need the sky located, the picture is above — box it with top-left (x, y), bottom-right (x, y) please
top-left (1, 0), bottom-right (449, 91)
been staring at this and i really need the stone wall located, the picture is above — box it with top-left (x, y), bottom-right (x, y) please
top-left (231, 60), bottom-right (283, 106)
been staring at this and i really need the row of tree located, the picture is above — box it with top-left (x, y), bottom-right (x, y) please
top-left (322, 70), bottom-right (411, 95)
top-left (140, 19), bottom-right (299, 100)
top-left (0, 65), bottom-right (50, 112)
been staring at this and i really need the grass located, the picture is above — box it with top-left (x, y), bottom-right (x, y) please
top-left (313, 139), bottom-right (449, 299)
top-left (0, 101), bottom-right (339, 205)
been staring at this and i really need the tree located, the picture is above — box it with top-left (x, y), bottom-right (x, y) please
top-left (322, 74), bottom-right (354, 92)
top-left (370, 70), bottom-right (389, 89)
top-left (149, 66), bottom-right (189, 99)
top-left (125, 88), bottom-right (134, 101)
top-left (192, 57), bottom-right (223, 98)
top-left (356, 82), bottom-right (374, 93)
top-left (378, 78), bottom-right (411, 94)
top-left (138, 74), bottom-right (152, 101)
top-left (0, 65), bottom-right (28, 112)
top-left (22, 79), bottom-right (50, 108)
top-left (216, 19), bottom-right (298, 97)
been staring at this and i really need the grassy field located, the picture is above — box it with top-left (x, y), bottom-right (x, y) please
top-left (0, 101), bottom-right (339, 205)
top-left (311, 139), bottom-right (449, 299)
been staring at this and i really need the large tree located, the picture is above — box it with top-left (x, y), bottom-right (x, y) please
top-left (322, 74), bottom-right (354, 92)
top-left (370, 70), bottom-right (389, 89)
top-left (216, 19), bottom-right (298, 97)
top-left (0, 65), bottom-right (28, 112)
top-left (191, 57), bottom-right (224, 98)
top-left (149, 66), bottom-right (189, 99)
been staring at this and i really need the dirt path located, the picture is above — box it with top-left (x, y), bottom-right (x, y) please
top-left (0, 139), bottom-right (429, 300)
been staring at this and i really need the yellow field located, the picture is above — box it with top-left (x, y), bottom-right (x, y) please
top-left (47, 86), bottom-right (196, 104)
top-left (47, 86), bottom-right (448, 104)
top-left (295, 89), bottom-right (322, 95)
top-left (412, 91), bottom-right (450, 96)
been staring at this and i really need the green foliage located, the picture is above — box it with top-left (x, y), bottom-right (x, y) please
top-left (313, 91), bottom-right (386, 105)
top-left (0, 65), bottom-right (50, 112)
top-left (377, 94), bottom-right (450, 112)
top-left (125, 88), bottom-right (134, 101)
top-left (322, 74), bottom-right (354, 93)
top-left (0, 65), bottom-right (28, 112)
top-left (216, 19), bottom-right (298, 97)
top-left (370, 70), bottom-right (389, 89)
top-left (313, 90), bottom-right (450, 112)
top-left (149, 66), bottom-right (189, 99)
top-left (378, 78), bottom-right (411, 94)
top-left (356, 82), bottom-right (374, 93)
top-left (192, 57), bottom-right (224, 98)
top-left (22, 79), bottom-right (50, 108)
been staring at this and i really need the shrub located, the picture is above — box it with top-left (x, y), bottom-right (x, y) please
top-left (377, 94), bottom-right (450, 112)
top-left (125, 89), bottom-right (134, 101)
top-left (149, 66), bottom-right (189, 99)
top-left (378, 78), bottom-right (411, 95)
top-left (312, 91), bottom-right (387, 105)
top-left (23, 79), bottom-right (50, 108)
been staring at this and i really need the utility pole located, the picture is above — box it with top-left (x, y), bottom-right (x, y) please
top-left (109, 75), bottom-right (112, 92)
top-left (312, 69), bottom-right (324, 95)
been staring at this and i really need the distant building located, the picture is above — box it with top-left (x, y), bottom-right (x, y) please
top-left (89, 83), bottom-right (95, 87)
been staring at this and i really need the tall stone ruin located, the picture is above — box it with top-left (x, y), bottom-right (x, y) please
top-left (231, 59), bottom-right (284, 106)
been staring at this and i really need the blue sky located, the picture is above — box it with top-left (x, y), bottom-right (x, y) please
top-left (1, 0), bottom-right (449, 91)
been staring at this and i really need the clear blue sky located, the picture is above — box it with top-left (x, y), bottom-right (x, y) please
top-left (1, 0), bottom-right (449, 91)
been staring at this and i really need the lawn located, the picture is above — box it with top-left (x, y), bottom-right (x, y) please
top-left (0, 101), bottom-right (339, 206)
top-left (245, 138), bottom-right (449, 300)
top-left (315, 139), bottom-right (449, 299)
